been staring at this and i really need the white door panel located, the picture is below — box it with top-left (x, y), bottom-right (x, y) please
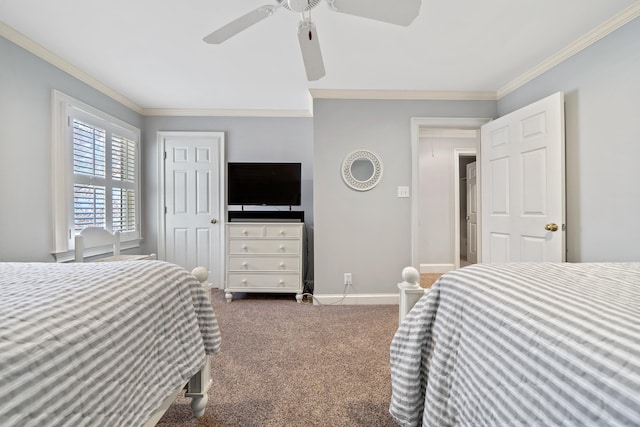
top-left (481, 92), bottom-right (565, 263)
top-left (466, 161), bottom-right (478, 264)
top-left (160, 132), bottom-right (225, 286)
top-left (490, 233), bottom-right (510, 263)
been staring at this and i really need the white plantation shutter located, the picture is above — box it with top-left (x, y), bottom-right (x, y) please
top-left (74, 184), bottom-right (106, 230)
top-left (52, 91), bottom-right (141, 258)
top-left (72, 119), bottom-right (107, 232)
top-left (111, 134), bottom-right (137, 233)
top-left (112, 188), bottom-right (136, 232)
top-left (73, 120), bottom-right (106, 178)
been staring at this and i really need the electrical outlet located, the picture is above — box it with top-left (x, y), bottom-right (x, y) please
top-left (344, 273), bottom-right (352, 286)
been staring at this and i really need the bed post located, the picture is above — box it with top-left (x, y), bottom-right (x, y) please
top-left (398, 266), bottom-right (426, 324)
top-left (186, 267), bottom-right (213, 417)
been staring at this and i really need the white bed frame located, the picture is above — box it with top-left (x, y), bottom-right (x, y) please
top-left (397, 266), bottom-right (427, 324)
top-left (75, 227), bottom-right (157, 262)
top-left (143, 266), bottom-right (213, 427)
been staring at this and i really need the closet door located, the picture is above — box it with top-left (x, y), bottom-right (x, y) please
top-left (160, 132), bottom-right (225, 286)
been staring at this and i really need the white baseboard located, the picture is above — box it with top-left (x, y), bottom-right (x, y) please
top-left (420, 263), bottom-right (455, 274)
top-left (312, 293), bottom-right (399, 306)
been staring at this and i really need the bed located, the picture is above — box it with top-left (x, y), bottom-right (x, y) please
top-left (0, 260), bottom-right (221, 426)
top-left (390, 262), bottom-right (640, 427)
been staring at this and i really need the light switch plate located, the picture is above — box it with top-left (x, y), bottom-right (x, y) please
top-left (397, 186), bottom-right (410, 198)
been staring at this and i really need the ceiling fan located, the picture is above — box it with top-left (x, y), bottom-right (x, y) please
top-left (203, 0), bottom-right (422, 81)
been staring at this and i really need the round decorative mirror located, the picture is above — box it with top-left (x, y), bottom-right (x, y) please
top-left (341, 150), bottom-right (383, 191)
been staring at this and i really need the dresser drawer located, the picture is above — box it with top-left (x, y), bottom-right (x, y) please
top-left (224, 221), bottom-right (303, 301)
top-left (228, 239), bottom-right (300, 255)
top-left (227, 225), bottom-right (265, 238)
top-left (228, 256), bottom-right (300, 272)
top-left (227, 273), bottom-right (301, 290)
top-left (264, 225), bottom-right (302, 238)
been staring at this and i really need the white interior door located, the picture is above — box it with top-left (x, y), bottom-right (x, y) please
top-left (480, 92), bottom-right (565, 263)
top-left (466, 161), bottom-right (478, 264)
top-left (160, 132), bottom-right (225, 286)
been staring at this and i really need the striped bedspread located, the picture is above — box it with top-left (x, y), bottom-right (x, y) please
top-left (390, 262), bottom-right (640, 427)
top-left (0, 261), bottom-right (221, 427)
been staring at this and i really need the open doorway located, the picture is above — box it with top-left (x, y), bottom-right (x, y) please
top-left (457, 154), bottom-right (477, 268)
top-left (410, 117), bottom-right (490, 274)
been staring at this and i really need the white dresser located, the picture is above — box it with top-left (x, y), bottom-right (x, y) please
top-left (225, 222), bottom-right (304, 302)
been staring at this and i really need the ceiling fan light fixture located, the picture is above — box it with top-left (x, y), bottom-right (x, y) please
top-left (204, 0), bottom-right (422, 80)
top-left (286, 0), bottom-right (320, 12)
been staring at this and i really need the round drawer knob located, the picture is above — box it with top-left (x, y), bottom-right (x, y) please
top-left (279, 230), bottom-right (285, 235)
top-left (278, 279), bottom-right (284, 285)
top-left (279, 262), bottom-right (285, 268)
top-left (241, 279), bottom-right (247, 285)
top-left (242, 245), bottom-right (248, 251)
top-left (242, 262), bottom-right (248, 268)
top-left (279, 245), bottom-right (284, 251)
top-left (242, 229), bottom-right (248, 235)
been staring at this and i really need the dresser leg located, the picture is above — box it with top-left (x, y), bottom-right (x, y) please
top-left (295, 293), bottom-right (302, 303)
top-left (225, 291), bottom-right (233, 302)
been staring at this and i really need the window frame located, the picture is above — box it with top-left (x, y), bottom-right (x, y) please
top-left (52, 90), bottom-right (142, 261)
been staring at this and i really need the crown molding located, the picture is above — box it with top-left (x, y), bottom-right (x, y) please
top-left (0, 22), bottom-right (313, 118)
top-left (309, 89), bottom-right (497, 101)
top-left (142, 108), bottom-right (312, 118)
top-left (0, 21), bottom-right (144, 115)
top-left (4, 2), bottom-right (639, 116)
top-left (497, 2), bottom-right (640, 99)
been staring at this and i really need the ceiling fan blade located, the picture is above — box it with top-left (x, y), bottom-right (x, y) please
top-left (328, 0), bottom-right (421, 26)
top-left (297, 20), bottom-right (325, 81)
top-left (203, 5), bottom-right (277, 44)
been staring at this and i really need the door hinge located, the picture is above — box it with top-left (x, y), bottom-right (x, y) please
top-left (164, 151), bottom-right (167, 160)
top-left (164, 206), bottom-right (167, 214)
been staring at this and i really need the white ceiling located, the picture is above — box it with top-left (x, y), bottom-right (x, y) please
top-left (0, 0), bottom-right (638, 114)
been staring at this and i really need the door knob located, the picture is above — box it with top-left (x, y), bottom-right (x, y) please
top-left (544, 223), bottom-right (559, 232)
top-left (210, 218), bottom-right (217, 224)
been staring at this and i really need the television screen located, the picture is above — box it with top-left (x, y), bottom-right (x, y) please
top-left (227, 162), bottom-right (302, 206)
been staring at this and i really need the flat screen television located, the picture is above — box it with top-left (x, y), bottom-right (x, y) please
top-left (227, 162), bottom-right (302, 206)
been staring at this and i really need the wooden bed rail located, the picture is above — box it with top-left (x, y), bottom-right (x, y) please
top-left (143, 266), bottom-right (213, 426)
top-left (186, 267), bottom-right (213, 417)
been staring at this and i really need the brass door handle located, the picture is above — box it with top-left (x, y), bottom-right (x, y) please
top-left (545, 223), bottom-right (559, 232)
top-left (210, 218), bottom-right (217, 224)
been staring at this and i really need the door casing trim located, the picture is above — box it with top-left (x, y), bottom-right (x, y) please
top-left (410, 117), bottom-right (491, 269)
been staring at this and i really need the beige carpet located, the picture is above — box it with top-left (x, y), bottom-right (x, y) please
top-left (420, 273), bottom-right (442, 288)
top-left (157, 290), bottom-right (400, 426)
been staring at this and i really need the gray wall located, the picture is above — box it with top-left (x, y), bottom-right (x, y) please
top-left (0, 34), bottom-right (313, 263)
top-left (0, 36), bottom-right (143, 262)
top-left (3, 12), bottom-right (638, 278)
top-left (313, 99), bottom-right (496, 295)
top-left (498, 16), bottom-right (640, 262)
top-left (142, 116), bottom-right (314, 274)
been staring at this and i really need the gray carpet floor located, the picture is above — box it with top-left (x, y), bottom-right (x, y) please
top-left (157, 290), bottom-right (400, 427)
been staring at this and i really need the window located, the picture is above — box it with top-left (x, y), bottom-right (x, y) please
top-left (52, 91), bottom-right (141, 260)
